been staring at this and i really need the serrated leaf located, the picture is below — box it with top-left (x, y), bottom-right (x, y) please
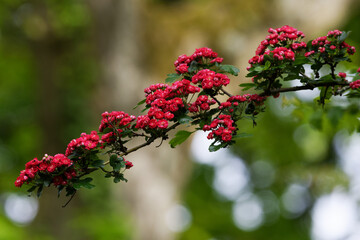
top-left (165, 73), bottom-right (181, 83)
top-left (283, 73), bottom-right (299, 81)
top-left (246, 70), bottom-right (259, 77)
top-left (133, 99), bottom-right (146, 109)
top-left (219, 65), bottom-right (240, 76)
top-left (57, 185), bottom-right (65, 198)
top-left (110, 154), bottom-right (118, 164)
top-left (27, 186), bottom-right (37, 193)
top-left (254, 66), bottom-right (264, 72)
top-left (208, 142), bottom-right (227, 152)
top-left (37, 184), bottom-right (43, 198)
top-left (73, 178), bottom-right (95, 189)
top-left (239, 82), bottom-right (256, 91)
top-left (169, 130), bottom-right (193, 148)
top-left (91, 160), bottom-right (105, 168)
top-left (264, 61), bottom-right (271, 70)
top-left (346, 92), bottom-right (360, 98)
top-left (113, 173), bottom-right (128, 183)
top-left (178, 115), bottom-right (193, 124)
top-left (112, 162), bottom-right (122, 172)
top-left (65, 186), bottom-right (76, 196)
top-left (319, 75), bottom-right (334, 82)
top-left (293, 56), bottom-right (310, 65)
top-left (188, 61), bottom-right (198, 73)
top-left (338, 31), bottom-right (350, 43)
top-left (44, 180), bottom-right (51, 187)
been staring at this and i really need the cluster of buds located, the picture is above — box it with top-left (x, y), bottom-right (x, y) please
top-left (188, 95), bottom-right (216, 113)
top-left (305, 30), bottom-right (355, 57)
top-left (249, 25), bottom-right (306, 66)
top-left (220, 94), bottom-right (266, 112)
top-left (15, 154), bottom-right (75, 188)
top-left (349, 68), bottom-right (360, 89)
top-left (203, 115), bottom-right (236, 142)
top-left (99, 111), bottom-right (136, 133)
top-left (65, 131), bottom-right (101, 156)
top-left (191, 69), bottom-right (230, 90)
top-left (174, 47), bottom-right (223, 74)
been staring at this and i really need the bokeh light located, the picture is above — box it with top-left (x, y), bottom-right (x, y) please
top-left (4, 193), bottom-right (38, 225)
top-left (311, 190), bottom-right (358, 240)
top-left (165, 204), bottom-right (192, 233)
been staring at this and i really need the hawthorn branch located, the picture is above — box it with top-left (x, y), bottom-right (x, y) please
top-left (220, 88), bottom-right (232, 97)
top-left (259, 81), bottom-right (349, 96)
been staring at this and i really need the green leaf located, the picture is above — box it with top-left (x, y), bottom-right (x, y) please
top-left (111, 162), bottom-right (121, 172)
top-left (44, 180), bottom-right (51, 187)
top-left (57, 185), bottom-right (65, 198)
top-left (338, 31), bottom-right (350, 43)
top-left (27, 186), bottom-right (37, 193)
top-left (334, 56), bottom-right (349, 63)
top-left (37, 185), bottom-right (43, 198)
top-left (110, 154), bottom-right (118, 164)
top-left (188, 61), bottom-right (198, 73)
top-left (73, 178), bottom-right (95, 189)
top-left (264, 61), bottom-right (271, 70)
top-left (133, 99), bottom-right (146, 109)
top-left (65, 186), bottom-right (76, 197)
top-left (319, 86), bottom-right (333, 105)
top-left (239, 82), bottom-right (256, 91)
top-left (319, 75), bottom-right (334, 82)
top-left (219, 65), bottom-right (240, 76)
top-left (113, 173), bottom-right (128, 183)
top-left (110, 155), bottom-right (124, 172)
top-left (254, 66), bottom-right (264, 72)
top-left (311, 61), bottom-right (323, 72)
top-left (283, 73), bottom-right (299, 81)
top-left (208, 142), bottom-right (227, 152)
top-left (91, 160), bottom-right (105, 168)
top-left (169, 130), bottom-right (194, 148)
top-left (346, 92), bottom-right (360, 98)
top-left (178, 115), bottom-right (193, 124)
top-left (293, 56), bottom-right (310, 65)
top-left (165, 73), bottom-right (181, 83)
top-left (246, 70), bottom-right (258, 78)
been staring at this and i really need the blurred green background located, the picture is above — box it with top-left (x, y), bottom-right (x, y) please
top-left (1, 0), bottom-right (360, 239)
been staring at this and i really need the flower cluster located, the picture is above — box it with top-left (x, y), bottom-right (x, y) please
top-left (249, 25), bottom-right (305, 66)
top-left (125, 160), bottom-right (133, 169)
top-left (139, 81), bottom-right (194, 130)
top-left (188, 95), bottom-right (216, 113)
top-left (350, 80), bottom-right (360, 89)
top-left (203, 115), bottom-right (236, 142)
top-left (220, 94), bottom-right (266, 111)
top-left (191, 69), bottom-right (230, 90)
top-left (15, 154), bottom-right (75, 188)
top-left (99, 111), bottom-right (136, 133)
top-left (65, 131), bottom-right (101, 156)
top-left (305, 30), bottom-right (355, 57)
top-left (338, 72), bottom-right (347, 78)
top-left (174, 47), bottom-right (223, 74)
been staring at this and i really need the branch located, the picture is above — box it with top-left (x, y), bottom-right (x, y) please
top-left (259, 81), bottom-right (349, 96)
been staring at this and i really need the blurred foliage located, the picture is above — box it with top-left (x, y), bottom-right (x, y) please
top-left (180, 93), bottom-right (359, 239)
top-left (0, 0), bottom-right (132, 239)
